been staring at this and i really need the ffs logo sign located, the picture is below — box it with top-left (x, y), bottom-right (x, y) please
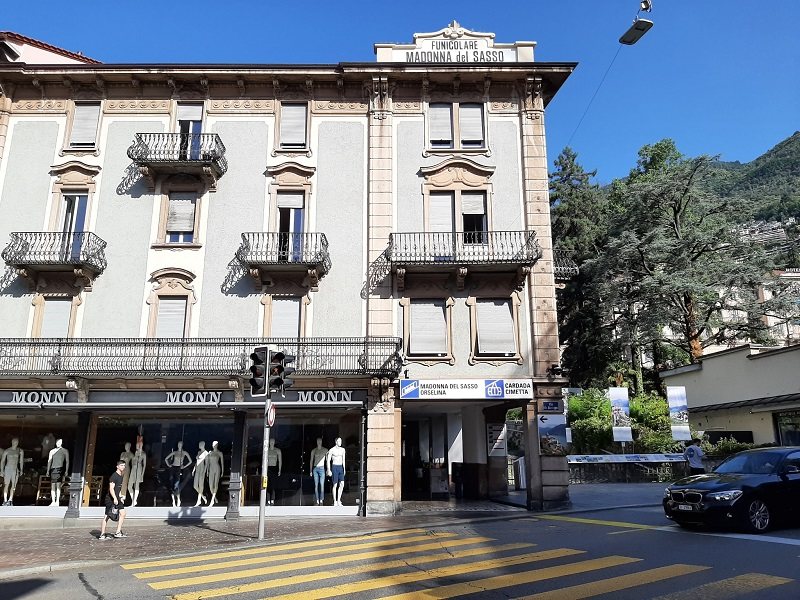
top-left (400, 379), bottom-right (419, 399)
top-left (484, 380), bottom-right (505, 399)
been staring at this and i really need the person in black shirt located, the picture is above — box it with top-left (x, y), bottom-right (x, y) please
top-left (99, 460), bottom-right (128, 539)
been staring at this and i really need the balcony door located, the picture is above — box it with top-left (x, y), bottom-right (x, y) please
top-left (177, 103), bottom-right (203, 160)
top-left (277, 191), bottom-right (305, 262)
top-left (60, 193), bottom-right (88, 261)
top-left (428, 192), bottom-right (455, 261)
top-left (460, 191), bottom-right (488, 260)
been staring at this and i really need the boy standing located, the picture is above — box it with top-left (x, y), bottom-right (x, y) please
top-left (684, 438), bottom-right (706, 475)
top-left (99, 460), bottom-right (128, 539)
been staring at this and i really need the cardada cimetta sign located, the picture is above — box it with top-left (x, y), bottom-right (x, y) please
top-left (375, 21), bottom-right (535, 64)
top-left (400, 379), bottom-right (533, 400)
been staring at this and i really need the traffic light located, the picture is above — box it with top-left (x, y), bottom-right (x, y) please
top-left (249, 346), bottom-right (269, 397)
top-left (282, 352), bottom-right (296, 390)
top-left (267, 350), bottom-right (296, 393)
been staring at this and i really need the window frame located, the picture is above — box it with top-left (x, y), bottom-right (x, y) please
top-left (401, 296), bottom-right (455, 365)
top-left (261, 294), bottom-right (309, 337)
top-left (31, 293), bottom-right (81, 338)
top-left (274, 101), bottom-right (311, 156)
top-left (424, 100), bottom-right (488, 155)
top-left (61, 100), bottom-right (102, 156)
top-left (467, 293), bottom-right (523, 365)
top-left (153, 176), bottom-right (204, 249)
top-left (146, 268), bottom-right (196, 338)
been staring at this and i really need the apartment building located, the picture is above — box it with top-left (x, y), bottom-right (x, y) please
top-left (0, 24), bottom-right (574, 519)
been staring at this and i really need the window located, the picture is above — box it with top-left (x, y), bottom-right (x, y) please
top-left (176, 102), bottom-right (203, 160)
top-left (68, 102), bottom-right (101, 149)
top-left (146, 268), bottom-right (196, 338)
top-left (279, 103), bottom-right (308, 150)
top-left (428, 102), bottom-right (485, 150)
top-left (39, 298), bottom-right (73, 338)
top-left (425, 190), bottom-right (489, 252)
top-left (155, 297), bottom-right (188, 338)
top-left (270, 297), bottom-right (302, 338)
top-left (276, 191), bottom-right (305, 261)
top-left (409, 299), bottom-right (448, 357)
top-left (461, 192), bottom-right (487, 244)
top-left (165, 192), bottom-right (197, 244)
top-left (467, 294), bottom-right (523, 364)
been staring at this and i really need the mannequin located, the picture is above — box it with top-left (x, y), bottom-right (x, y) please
top-left (164, 441), bottom-right (192, 507)
top-left (128, 441), bottom-right (146, 507)
top-left (206, 441), bottom-right (224, 505)
top-left (119, 442), bottom-right (135, 502)
top-left (192, 441), bottom-right (209, 507)
top-left (47, 438), bottom-right (69, 506)
top-left (266, 438), bottom-right (282, 505)
top-left (326, 437), bottom-right (346, 506)
top-left (41, 432), bottom-right (56, 459)
top-left (1, 438), bottom-right (24, 506)
top-left (309, 437), bottom-right (328, 506)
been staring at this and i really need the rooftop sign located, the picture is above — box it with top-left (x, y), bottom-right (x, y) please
top-left (375, 21), bottom-right (535, 64)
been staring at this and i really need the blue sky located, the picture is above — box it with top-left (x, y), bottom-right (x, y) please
top-left (4, 1), bottom-right (798, 183)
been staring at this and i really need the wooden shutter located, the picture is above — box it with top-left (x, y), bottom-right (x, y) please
top-left (428, 193), bottom-right (454, 232)
top-left (280, 103), bottom-right (307, 147)
top-left (477, 299), bottom-right (515, 355)
top-left (156, 297), bottom-right (188, 338)
top-left (459, 103), bottom-right (484, 146)
top-left (429, 103), bottom-right (453, 146)
top-left (40, 299), bottom-right (72, 338)
top-left (461, 192), bottom-right (486, 215)
top-left (166, 193), bottom-right (197, 233)
top-left (276, 191), bottom-right (305, 209)
top-left (410, 300), bottom-right (447, 355)
top-left (70, 103), bottom-right (101, 146)
top-left (271, 297), bottom-right (301, 338)
top-left (177, 103), bottom-right (203, 122)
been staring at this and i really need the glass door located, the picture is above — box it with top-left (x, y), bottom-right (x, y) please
top-left (60, 193), bottom-right (88, 262)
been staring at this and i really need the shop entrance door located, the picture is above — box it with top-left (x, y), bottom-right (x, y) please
top-left (401, 415), bottom-right (449, 501)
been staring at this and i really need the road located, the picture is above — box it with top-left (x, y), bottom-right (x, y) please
top-left (3, 506), bottom-right (800, 599)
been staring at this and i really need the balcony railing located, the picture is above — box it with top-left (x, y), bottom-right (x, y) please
top-left (0, 337), bottom-right (402, 378)
top-left (553, 249), bottom-right (579, 280)
top-left (127, 133), bottom-right (228, 178)
top-left (2, 232), bottom-right (108, 273)
top-left (236, 232), bottom-right (331, 277)
top-left (387, 231), bottom-right (542, 265)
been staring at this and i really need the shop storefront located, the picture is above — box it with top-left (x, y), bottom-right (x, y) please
top-left (0, 388), bottom-right (367, 518)
top-left (776, 410), bottom-right (800, 446)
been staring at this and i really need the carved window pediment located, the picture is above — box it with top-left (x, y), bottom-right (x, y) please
top-left (421, 158), bottom-right (495, 188)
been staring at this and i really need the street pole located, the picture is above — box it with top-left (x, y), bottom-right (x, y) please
top-left (257, 390), bottom-right (272, 540)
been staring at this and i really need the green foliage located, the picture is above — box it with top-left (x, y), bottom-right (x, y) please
top-left (705, 436), bottom-right (755, 458)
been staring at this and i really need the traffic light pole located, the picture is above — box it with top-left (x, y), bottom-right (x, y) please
top-left (257, 390), bottom-right (272, 541)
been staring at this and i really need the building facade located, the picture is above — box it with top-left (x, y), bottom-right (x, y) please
top-left (0, 24), bottom-right (575, 519)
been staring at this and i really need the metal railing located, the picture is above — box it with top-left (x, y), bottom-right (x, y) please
top-left (127, 133), bottom-right (228, 175)
top-left (2, 232), bottom-right (108, 273)
top-left (236, 232), bottom-right (331, 276)
top-left (387, 231), bottom-right (542, 265)
top-left (0, 337), bottom-right (403, 378)
top-left (553, 249), bottom-right (579, 280)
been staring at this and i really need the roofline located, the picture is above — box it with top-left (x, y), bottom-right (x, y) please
top-left (0, 31), bottom-right (101, 64)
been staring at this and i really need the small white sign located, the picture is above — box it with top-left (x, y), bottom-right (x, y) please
top-left (487, 424), bottom-right (507, 457)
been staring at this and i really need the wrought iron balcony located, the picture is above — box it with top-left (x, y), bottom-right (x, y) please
top-left (553, 248), bottom-right (579, 280)
top-left (0, 337), bottom-right (402, 379)
top-left (2, 232), bottom-right (107, 287)
top-left (236, 232), bottom-right (331, 291)
top-left (127, 133), bottom-right (227, 190)
top-left (386, 230), bottom-right (542, 291)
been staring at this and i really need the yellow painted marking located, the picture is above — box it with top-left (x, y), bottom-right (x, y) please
top-left (258, 549), bottom-right (593, 600)
top-left (123, 527), bottom-right (427, 570)
top-left (369, 555), bottom-right (642, 600)
top-left (147, 535), bottom-right (494, 587)
top-left (514, 564), bottom-right (710, 599)
top-left (137, 532), bottom-right (459, 580)
top-left (170, 545), bottom-right (560, 600)
top-left (535, 515), bottom-right (659, 530)
top-left (649, 573), bottom-right (793, 600)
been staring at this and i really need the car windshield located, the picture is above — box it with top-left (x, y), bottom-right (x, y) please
top-left (714, 451), bottom-right (782, 475)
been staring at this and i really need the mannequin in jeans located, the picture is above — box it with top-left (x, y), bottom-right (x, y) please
top-left (47, 439), bottom-right (69, 506)
top-left (164, 441), bottom-right (192, 507)
top-left (309, 437), bottom-right (328, 506)
top-left (326, 437), bottom-right (346, 506)
top-left (1, 438), bottom-right (23, 506)
top-left (266, 438), bottom-right (282, 505)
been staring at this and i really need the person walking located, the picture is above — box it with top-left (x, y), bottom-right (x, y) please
top-left (99, 460), bottom-right (128, 539)
top-left (684, 438), bottom-right (706, 475)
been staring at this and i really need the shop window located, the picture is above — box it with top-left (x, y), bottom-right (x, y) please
top-left (278, 102), bottom-right (309, 150)
top-left (402, 298), bottom-right (454, 363)
top-left (427, 101), bottom-right (485, 151)
top-left (467, 294), bottom-right (523, 365)
top-left (67, 102), bottom-right (101, 150)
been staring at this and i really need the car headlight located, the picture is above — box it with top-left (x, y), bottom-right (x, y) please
top-left (664, 488), bottom-right (671, 499)
top-left (707, 490), bottom-right (743, 502)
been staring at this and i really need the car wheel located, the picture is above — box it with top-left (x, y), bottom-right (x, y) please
top-left (743, 497), bottom-right (771, 533)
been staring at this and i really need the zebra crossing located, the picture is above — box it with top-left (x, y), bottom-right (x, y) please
top-left (121, 527), bottom-right (793, 599)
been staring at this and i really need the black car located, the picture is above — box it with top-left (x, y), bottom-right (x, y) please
top-left (663, 447), bottom-right (800, 533)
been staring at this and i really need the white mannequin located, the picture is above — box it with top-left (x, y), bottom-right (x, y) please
top-left (164, 441), bottom-right (192, 507)
top-left (192, 441), bottom-right (209, 506)
top-left (309, 437), bottom-right (328, 505)
top-left (2, 438), bottom-right (24, 506)
top-left (47, 438), bottom-right (69, 506)
top-left (128, 441), bottom-right (146, 507)
top-left (119, 442), bottom-right (134, 502)
top-left (206, 441), bottom-right (224, 505)
top-left (266, 438), bottom-right (282, 505)
top-left (326, 437), bottom-right (346, 506)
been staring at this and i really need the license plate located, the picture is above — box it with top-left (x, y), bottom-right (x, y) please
top-left (678, 504), bottom-right (693, 511)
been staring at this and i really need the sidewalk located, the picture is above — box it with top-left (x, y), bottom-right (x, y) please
top-left (0, 483), bottom-right (666, 579)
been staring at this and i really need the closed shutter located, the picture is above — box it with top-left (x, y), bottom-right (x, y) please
top-left (177, 103), bottom-right (203, 122)
top-left (40, 299), bottom-right (72, 338)
top-left (410, 300), bottom-right (447, 355)
top-left (271, 297), bottom-right (301, 338)
top-left (477, 299), bottom-right (515, 355)
top-left (166, 193), bottom-right (197, 233)
top-left (428, 193), bottom-right (454, 232)
top-left (459, 103), bottom-right (484, 146)
top-left (69, 103), bottom-right (101, 147)
top-left (276, 191), bottom-right (305, 209)
top-left (461, 192), bottom-right (486, 215)
top-left (429, 103), bottom-right (453, 146)
top-left (156, 297), bottom-right (188, 338)
top-left (280, 103), bottom-right (307, 147)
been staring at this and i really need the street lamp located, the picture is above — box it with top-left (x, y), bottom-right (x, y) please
top-left (619, 0), bottom-right (654, 45)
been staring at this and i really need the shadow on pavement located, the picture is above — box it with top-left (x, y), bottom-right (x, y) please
top-left (0, 577), bottom-right (53, 599)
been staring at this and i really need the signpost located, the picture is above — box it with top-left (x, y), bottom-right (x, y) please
top-left (267, 404), bottom-right (276, 428)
